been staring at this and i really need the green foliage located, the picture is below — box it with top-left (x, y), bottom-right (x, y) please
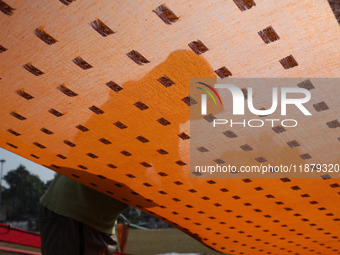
top-left (2, 165), bottom-right (46, 220)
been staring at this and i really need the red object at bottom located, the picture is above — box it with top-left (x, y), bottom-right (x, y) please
top-left (0, 246), bottom-right (41, 255)
top-left (0, 223), bottom-right (41, 248)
